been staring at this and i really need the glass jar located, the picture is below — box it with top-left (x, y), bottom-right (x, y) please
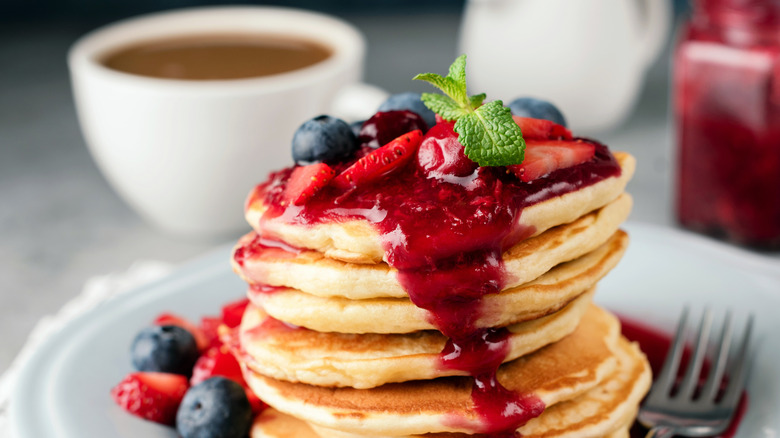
top-left (674, 0), bottom-right (780, 249)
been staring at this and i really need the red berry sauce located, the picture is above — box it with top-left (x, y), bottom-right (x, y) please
top-left (233, 234), bottom-right (302, 267)
top-left (358, 110), bottom-right (429, 149)
top-left (250, 129), bottom-right (621, 436)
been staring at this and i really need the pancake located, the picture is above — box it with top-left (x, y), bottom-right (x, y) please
top-left (234, 193), bottom-right (632, 301)
top-left (248, 230), bottom-right (627, 334)
top-left (247, 335), bottom-right (650, 438)
top-left (246, 153), bottom-right (635, 265)
top-left (242, 306), bottom-right (622, 436)
top-left (251, 409), bottom-right (633, 438)
top-left (239, 291), bottom-right (595, 389)
top-left (308, 339), bottom-right (649, 438)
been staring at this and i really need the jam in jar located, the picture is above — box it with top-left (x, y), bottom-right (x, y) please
top-left (675, 0), bottom-right (780, 249)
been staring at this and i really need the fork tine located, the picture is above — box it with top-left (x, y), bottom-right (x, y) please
top-left (700, 311), bottom-right (733, 403)
top-left (654, 307), bottom-right (690, 396)
top-left (677, 308), bottom-right (713, 400)
top-left (720, 314), bottom-right (754, 408)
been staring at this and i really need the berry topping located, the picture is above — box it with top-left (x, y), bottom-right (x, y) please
top-left (198, 317), bottom-right (223, 349)
top-left (111, 372), bottom-right (188, 426)
top-left (331, 130), bottom-right (424, 189)
top-left (220, 298), bottom-right (250, 329)
top-left (291, 115), bottom-right (358, 164)
top-left (378, 92), bottom-right (437, 128)
top-left (176, 377), bottom-right (253, 438)
top-left (282, 162), bottom-right (336, 206)
top-left (131, 325), bottom-right (199, 375)
top-left (358, 110), bottom-right (429, 149)
top-left (190, 346), bottom-right (245, 387)
top-left (508, 97), bottom-right (568, 127)
top-left (417, 120), bottom-right (477, 178)
top-left (508, 139), bottom-right (596, 182)
top-left (513, 116), bottom-right (572, 141)
top-left (154, 313), bottom-right (210, 352)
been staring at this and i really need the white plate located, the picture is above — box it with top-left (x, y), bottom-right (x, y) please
top-left (9, 222), bottom-right (780, 438)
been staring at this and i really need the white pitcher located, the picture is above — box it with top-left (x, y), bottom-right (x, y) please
top-left (459, 0), bottom-right (671, 132)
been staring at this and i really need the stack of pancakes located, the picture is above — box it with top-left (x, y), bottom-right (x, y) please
top-left (232, 152), bottom-right (650, 437)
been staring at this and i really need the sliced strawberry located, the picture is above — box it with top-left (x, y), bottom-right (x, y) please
top-left (111, 372), bottom-right (188, 425)
top-left (332, 130), bottom-right (423, 189)
top-left (282, 163), bottom-right (336, 206)
top-left (154, 313), bottom-right (209, 352)
top-left (508, 140), bottom-right (596, 182)
top-left (513, 116), bottom-right (572, 140)
top-left (190, 346), bottom-right (245, 387)
top-left (199, 316), bottom-right (223, 349)
top-left (221, 298), bottom-right (250, 329)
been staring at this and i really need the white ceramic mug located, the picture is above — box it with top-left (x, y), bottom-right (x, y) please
top-left (459, 0), bottom-right (671, 133)
top-left (69, 6), bottom-right (384, 237)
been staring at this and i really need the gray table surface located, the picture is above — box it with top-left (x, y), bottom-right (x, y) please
top-left (1, 12), bottom-right (776, 375)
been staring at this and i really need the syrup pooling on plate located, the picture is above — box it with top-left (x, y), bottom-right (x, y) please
top-left (254, 134), bottom-right (621, 436)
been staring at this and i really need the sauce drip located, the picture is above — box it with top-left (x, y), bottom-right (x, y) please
top-left (234, 234), bottom-right (301, 267)
top-left (473, 373), bottom-right (547, 437)
top-left (255, 134), bottom-right (621, 436)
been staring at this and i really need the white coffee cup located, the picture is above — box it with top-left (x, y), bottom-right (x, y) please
top-left (69, 6), bottom-right (384, 237)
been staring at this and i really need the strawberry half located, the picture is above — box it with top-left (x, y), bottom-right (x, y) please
top-left (332, 129), bottom-right (423, 189)
top-left (513, 116), bottom-right (572, 140)
top-left (190, 346), bottom-right (245, 387)
top-left (190, 346), bottom-right (267, 415)
top-left (221, 298), bottom-right (250, 329)
top-left (154, 313), bottom-right (210, 352)
top-left (508, 139), bottom-right (596, 182)
top-left (199, 316), bottom-right (223, 349)
top-left (282, 163), bottom-right (336, 206)
top-left (111, 372), bottom-right (188, 425)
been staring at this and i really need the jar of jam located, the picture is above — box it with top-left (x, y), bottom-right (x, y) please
top-left (675, 0), bottom-right (780, 249)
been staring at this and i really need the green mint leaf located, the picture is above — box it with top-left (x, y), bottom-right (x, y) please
top-left (421, 93), bottom-right (469, 121)
top-left (414, 55), bottom-right (525, 167)
top-left (454, 100), bottom-right (525, 167)
top-left (469, 93), bottom-right (486, 108)
top-left (413, 55), bottom-right (469, 109)
top-left (445, 54), bottom-right (468, 103)
top-left (413, 73), bottom-right (451, 95)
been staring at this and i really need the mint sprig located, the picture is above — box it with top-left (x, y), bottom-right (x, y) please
top-left (413, 55), bottom-right (525, 167)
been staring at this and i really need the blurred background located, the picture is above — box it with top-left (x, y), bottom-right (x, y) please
top-left (0, 0), bottom-right (745, 376)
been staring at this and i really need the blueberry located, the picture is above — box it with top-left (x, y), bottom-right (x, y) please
top-left (378, 92), bottom-right (436, 129)
top-left (291, 115), bottom-right (358, 164)
top-left (176, 377), bottom-right (252, 438)
top-left (507, 97), bottom-right (567, 127)
top-left (350, 120), bottom-right (365, 139)
top-left (131, 325), bottom-right (199, 375)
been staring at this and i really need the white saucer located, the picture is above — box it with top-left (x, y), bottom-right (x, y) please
top-left (9, 222), bottom-right (780, 437)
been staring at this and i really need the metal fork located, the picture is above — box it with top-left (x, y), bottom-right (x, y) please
top-left (638, 308), bottom-right (754, 438)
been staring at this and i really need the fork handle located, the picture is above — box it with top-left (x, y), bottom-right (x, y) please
top-left (646, 427), bottom-right (675, 438)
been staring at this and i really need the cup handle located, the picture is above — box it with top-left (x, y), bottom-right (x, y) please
top-left (329, 82), bottom-right (389, 123)
top-left (637, 0), bottom-right (672, 68)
